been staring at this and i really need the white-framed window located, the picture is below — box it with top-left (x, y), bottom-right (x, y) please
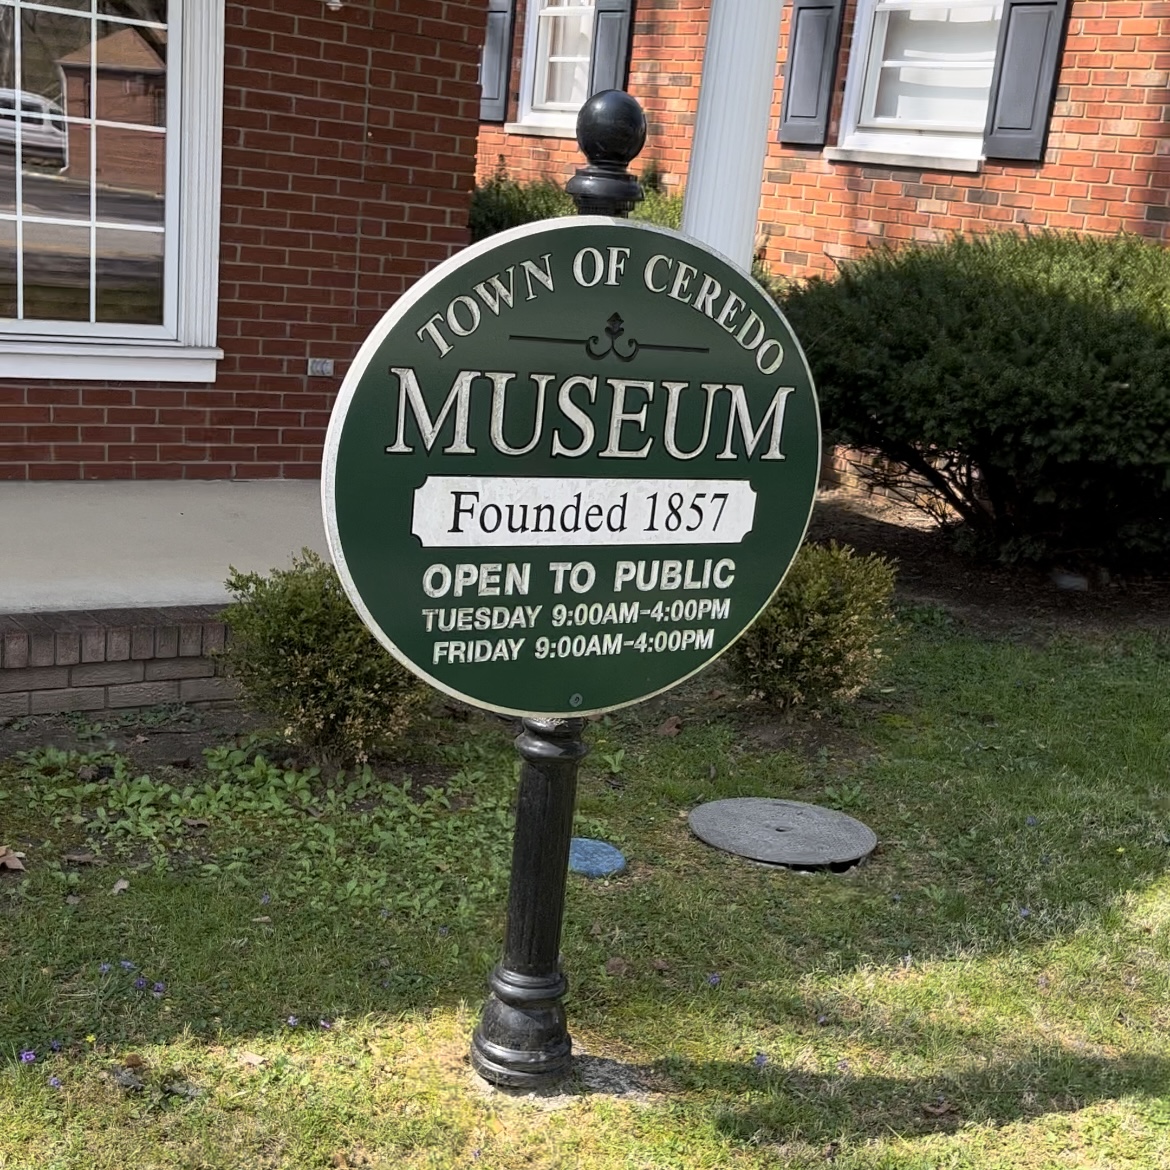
top-left (838, 0), bottom-right (1004, 164)
top-left (0, 0), bottom-right (224, 381)
top-left (507, 0), bottom-right (630, 136)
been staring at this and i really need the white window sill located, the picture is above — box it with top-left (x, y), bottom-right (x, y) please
top-left (824, 147), bottom-right (982, 173)
top-left (0, 341), bottom-right (224, 382)
top-left (504, 121), bottom-right (578, 139)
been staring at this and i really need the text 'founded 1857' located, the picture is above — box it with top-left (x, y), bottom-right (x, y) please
top-left (323, 218), bottom-right (820, 717)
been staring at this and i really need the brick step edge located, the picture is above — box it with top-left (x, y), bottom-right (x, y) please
top-left (0, 606), bottom-right (239, 718)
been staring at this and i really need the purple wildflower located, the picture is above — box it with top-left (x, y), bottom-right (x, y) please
top-left (98, 962), bottom-right (111, 975)
top-left (817, 1014), bottom-right (829, 1026)
top-left (286, 1015), bottom-right (298, 1027)
top-left (438, 926), bottom-right (449, 938)
top-left (49, 1040), bottom-right (61, 1052)
top-left (260, 892), bottom-right (271, 905)
top-left (753, 1052), bottom-right (768, 1069)
top-left (152, 982), bottom-right (165, 997)
top-left (19, 1051), bottom-right (35, 1063)
top-left (134, 976), bottom-right (147, 990)
top-left (706, 972), bottom-right (721, 987)
top-left (1019, 907), bottom-right (1032, 919)
top-left (379, 908), bottom-right (390, 919)
top-left (319, 1019), bottom-right (332, 1030)
top-left (119, 960), bottom-right (135, 971)
top-left (837, 1059), bottom-right (850, 1072)
top-left (1025, 815), bottom-right (1038, 826)
top-left (48, 1076), bottom-right (61, 1088)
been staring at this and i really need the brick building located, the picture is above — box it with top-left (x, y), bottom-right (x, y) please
top-left (0, 0), bottom-right (485, 481)
top-left (477, 0), bottom-right (1170, 277)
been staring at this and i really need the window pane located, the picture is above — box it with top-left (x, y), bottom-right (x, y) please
top-left (70, 19), bottom-right (166, 127)
top-left (2, 0), bottom-right (169, 326)
top-left (536, 9), bottom-right (592, 109)
top-left (95, 146), bottom-right (163, 221)
top-left (19, 8), bottom-right (87, 106)
top-left (543, 59), bottom-right (590, 106)
top-left (98, 1), bottom-right (167, 20)
top-left (546, 10), bottom-right (591, 58)
top-left (869, 6), bottom-right (1000, 129)
top-left (17, 1), bottom-right (91, 11)
top-left (20, 218), bottom-right (90, 320)
top-left (95, 224), bottom-right (161, 323)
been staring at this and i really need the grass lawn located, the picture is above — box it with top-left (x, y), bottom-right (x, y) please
top-left (0, 607), bottom-right (1167, 1168)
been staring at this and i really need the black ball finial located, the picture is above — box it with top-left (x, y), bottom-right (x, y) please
top-left (576, 89), bottom-right (647, 168)
top-left (566, 90), bottom-right (646, 217)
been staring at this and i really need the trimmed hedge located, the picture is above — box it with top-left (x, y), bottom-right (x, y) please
top-left (469, 163), bottom-right (683, 242)
top-left (779, 232), bottom-right (1170, 568)
top-left (729, 541), bottom-right (896, 712)
top-left (220, 551), bottom-right (426, 765)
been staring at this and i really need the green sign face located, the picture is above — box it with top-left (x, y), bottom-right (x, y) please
top-left (323, 218), bottom-right (820, 717)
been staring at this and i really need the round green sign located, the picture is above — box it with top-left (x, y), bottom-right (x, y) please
top-left (323, 218), bottom-right (820, 717)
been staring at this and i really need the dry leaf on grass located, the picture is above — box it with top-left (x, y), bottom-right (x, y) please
top-left (121, 1053), bottom-right (147, 1069)
top-left (63, 852), bottom-right (97, 865)
top-left (922, 1100), bottom-right (957, 1117)
top-left (651, 958), bottom-right (670, 972)
top-left (0, 847), bottom-right (25, 872)
top-left (65, 895), bottom-right (81, 906)
top-left (238, 1052), bottom-right (267, 1067)
top-left (605, 956), bottom-right (631, 977)
top-left (655, 716), bottom-right (683, 737)
top-left (252, 916), bottom-right (271, 924)
top-left (111, 878), bottom-right (130, 895)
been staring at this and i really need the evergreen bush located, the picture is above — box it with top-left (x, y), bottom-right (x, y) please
top-left (220, 551), bottom-right (426, 764)
top-left (779, 232), bottom-right (1170, 568)
top-left (729, 542), bottom-right (896, 712)
top-left (468, 162), bottom-right (683, 241)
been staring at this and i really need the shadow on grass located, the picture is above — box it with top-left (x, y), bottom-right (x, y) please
top-left (557, 1048), bottom-right (1170, 1146)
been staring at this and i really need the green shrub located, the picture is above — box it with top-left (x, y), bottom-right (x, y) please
top-left (632, 188), bottom-right (683, 230)
top-left (729, 542), bottom-right (896, 712)
top-left (469, 162), bottom-right (684, 241)
top-left (220, 551), bottom-right (426, 764)
top-left (468, 164), bottom-right (573, 242)
top-left (779, 232), bottom-right (1170, 568)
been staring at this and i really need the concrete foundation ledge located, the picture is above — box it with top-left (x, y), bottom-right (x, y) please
top-left (0, 606), bottom-right (239, 719)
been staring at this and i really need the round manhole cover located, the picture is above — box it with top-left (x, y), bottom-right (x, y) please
top-left (688, 798), bottom-right (877, 869)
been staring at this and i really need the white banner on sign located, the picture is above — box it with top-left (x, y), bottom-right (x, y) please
top-left (411, 476), bottom-right (757, 548)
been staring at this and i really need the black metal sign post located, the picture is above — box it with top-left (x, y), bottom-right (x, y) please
top-left (468, 91), bottom-right (647, 1090)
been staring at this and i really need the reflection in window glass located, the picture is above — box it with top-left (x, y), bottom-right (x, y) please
top-left (0, 0), bottom-right (168, 327)
top-left (95, 225), bottom-right (162, 323)
top-left (19, 219), bottom-right (90, 320)
top-left (0, 1), bottom-right (169, 329)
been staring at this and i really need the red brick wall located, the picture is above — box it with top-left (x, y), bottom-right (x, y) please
top-left (477, 0), bottom-right (707, 189)
top-left (478, 1), bottom-right (1170, 278)
top-left (0, 0), bottom-right (485, 482)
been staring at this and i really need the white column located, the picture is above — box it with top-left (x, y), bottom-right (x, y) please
top-left (681, 0), bottom-right (785, 272)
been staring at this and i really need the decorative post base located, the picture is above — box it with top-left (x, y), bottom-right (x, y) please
top-left (470, 717), bottom-right (587, 1090)
top-left (469, 967), bottom-right (571, 1088)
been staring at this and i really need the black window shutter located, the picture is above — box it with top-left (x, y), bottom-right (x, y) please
top-left (779, 0), bottom-right (845, 146)
top-left (589, 0), bottom-right (633, 97)
top-left (479, 0), bottom-right (515, 121)
top-left (984, 0), bottom-right (1070, 161)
